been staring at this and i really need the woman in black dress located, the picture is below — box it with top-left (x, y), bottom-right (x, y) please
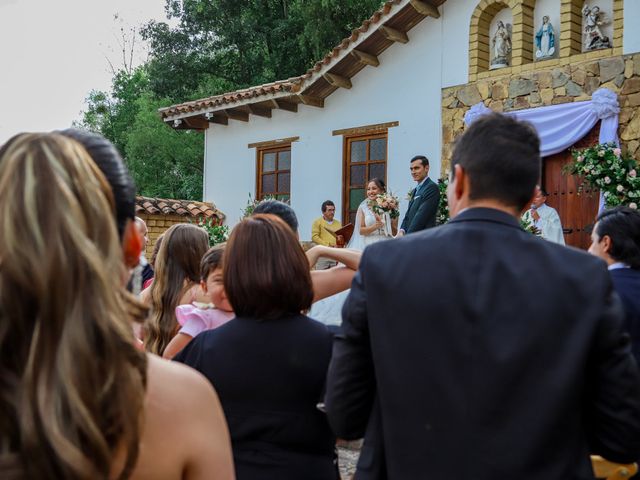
top-left (175, 214), bottom-right (338, 480)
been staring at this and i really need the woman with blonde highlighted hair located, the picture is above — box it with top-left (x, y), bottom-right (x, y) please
top-left (0, 133), bottom-right (234, 480)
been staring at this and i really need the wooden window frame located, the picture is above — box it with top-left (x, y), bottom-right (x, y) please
top-left (342, 131), bottom-right (388, 225)
top-left (256, 144), bottom-right (291, 201)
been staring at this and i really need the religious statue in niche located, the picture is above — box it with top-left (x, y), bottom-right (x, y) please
top-left (582, 4), bottom-right (611, 51)
top-left (490, 21), bottom-right (512, 69)
top-left (535, 16), bottom-right (556, 59)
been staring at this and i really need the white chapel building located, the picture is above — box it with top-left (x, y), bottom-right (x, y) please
top-left (160, 0), bottom-right (640, 249)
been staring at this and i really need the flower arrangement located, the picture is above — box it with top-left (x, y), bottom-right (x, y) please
top-left (369, 192), bottom-right (400, 219)
top-left (195, 217), bottom-right (229, 246)
top-left (520, 214), bottom-right (542, 236)
top-left (436, 177), bottom-right (450, 225)
top-left (564, 142), bottom-right (640, 209)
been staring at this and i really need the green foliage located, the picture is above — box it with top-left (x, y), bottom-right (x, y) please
top-left (565, 143), bottom-right (640, 209)
top-left (126, 94), bottom-right (204, 200)
top-left (436, 177), bottom-right (450, 225)
top-left (242, 193), bottom-right (278, 218)
top-left (195, 217), bottom-right (230, 246)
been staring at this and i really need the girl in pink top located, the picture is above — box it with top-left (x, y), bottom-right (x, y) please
top-left (163, 244), bottom-right (234, 359)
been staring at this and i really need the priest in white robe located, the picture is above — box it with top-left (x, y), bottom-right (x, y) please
top-left (523, 186), bottom-right (566, 245)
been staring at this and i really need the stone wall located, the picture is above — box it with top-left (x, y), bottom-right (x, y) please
top-left (441, 52), bottom-right (640, 172)
top-left (137, 213), bottom-right (195, 258)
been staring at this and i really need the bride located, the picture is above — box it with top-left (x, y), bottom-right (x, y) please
top-left (309, 178), bottom-right (395, 328)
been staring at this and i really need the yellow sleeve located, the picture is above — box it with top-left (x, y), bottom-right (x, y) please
top-left (311, 219), bottom-right (328, 246)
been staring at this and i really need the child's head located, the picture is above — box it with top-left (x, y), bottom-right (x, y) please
top-left (200, 244), bottom-right (232, 312)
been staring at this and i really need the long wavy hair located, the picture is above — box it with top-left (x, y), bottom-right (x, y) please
top-left (0, 133), bottom-right (147, 479)
top-left (145, 223), bottom-right (209, 355)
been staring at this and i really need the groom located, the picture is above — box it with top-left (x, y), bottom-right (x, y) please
top-left (398, 155), bottom-right (440, 235)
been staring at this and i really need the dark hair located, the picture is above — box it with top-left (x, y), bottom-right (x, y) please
top-left (368, 178), bottom-right (386, 193)
top-left (595, 206), bottom-right (640, 269)
top-left (451, 113), bottom-right (540, 210)
top-left (253, 200), bottom-right (299, 232)
top-left (146, 223), bottom-right (210, 355)
top-left (410, 155), bottom-right (429, 167)
top-left (321, 200), bottom-right (335, 213)
top-left (539, 186), bottom-right (549, 197)
top-left (58, 129), bottom-right (136, 239)
top-left (200, 244), bottom-right (226, 281)
top-left (224, 214), bottom-right (313, 320)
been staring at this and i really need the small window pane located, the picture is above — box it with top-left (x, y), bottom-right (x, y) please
top-left (278, 150), bottom-right (291, 170)
top-left (263, 153), bottom-right (276, 172)
top-left (350, 165), bottom-right (366, 186)
top-left (278, 172), bottom-right (290, 193)
top-left (369, 138), bottom-right (386, 161)
top-left (349, 188), bottom-right (365, 209)
top-left (350, 141), bottom-right (367, 163)
top-left (262, 174), bottom-right (276, 194)
top-left (277, 194), bottom-right (290, 202)
top-left (369, 163), bottom-right (385, 181)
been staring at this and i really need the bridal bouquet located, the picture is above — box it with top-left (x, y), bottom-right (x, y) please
top-left (369, 192), bottom-right (400, 219)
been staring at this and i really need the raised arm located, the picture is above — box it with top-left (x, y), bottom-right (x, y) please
top-left (306, 245), bottom-right (361, 271)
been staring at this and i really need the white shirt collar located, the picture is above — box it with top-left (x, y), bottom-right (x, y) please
top-left (608, 262), bottom-right (630, 271)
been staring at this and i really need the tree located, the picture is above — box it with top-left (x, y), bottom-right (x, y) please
top-left (126, 94), bottom-right (204, 200)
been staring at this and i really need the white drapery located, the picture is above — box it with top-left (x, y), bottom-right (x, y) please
top-left (463, 88), bottom-right (620, 157)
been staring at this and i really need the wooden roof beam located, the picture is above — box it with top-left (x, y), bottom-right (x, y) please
top-left (410, 0), bottom-right (440, 18)
top-left (183, 116), bottom-right (209, 129)
top-left (223, 109), bottom-right (249, 122)
top-left (351, 49), bottom-right (380, 67)
top-left (380, 25), bottom-right (409, 44)
top-left (323, 72), bottom-right (352, 89)
top-left (268, 99), bottom-right (298, 113)
top-left (297, 95), bottom-right (324, 108)
top-left (247, 105), bottom-right (273, 118)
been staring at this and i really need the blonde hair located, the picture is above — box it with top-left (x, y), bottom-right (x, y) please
top-left (145, 223), bottom-right (209, 355)
top-left (0, 133), bottom-right (147, 479)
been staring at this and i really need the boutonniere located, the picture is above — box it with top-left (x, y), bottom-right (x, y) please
top-left (406, 188), bottom-right (414, 201)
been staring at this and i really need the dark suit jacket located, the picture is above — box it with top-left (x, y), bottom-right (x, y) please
top-left (610, 268), bottom-right (640, 366)
top-left (400, 177), bottom-right (439, 233)
top-left (175, 314), bottom-right (338, 480)
top-left (326, 207), bottom-right (640, 480)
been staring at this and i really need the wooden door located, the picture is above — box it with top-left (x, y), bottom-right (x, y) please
top-left (542, 124), bottom-right (600, 250)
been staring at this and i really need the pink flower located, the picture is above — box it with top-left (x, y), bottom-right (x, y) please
top-left (604, 176), bottom-right (611, 184)
top-left (613, 148), bottom-right (622, 157)
top-left (630, 169), bottom-right (637, 178)
top-left (630, 203), bottom-right (638, 209)
top-left (617, 185), bottom-right (624, 192)
top-left (577, 155), bottom-right (584, 162)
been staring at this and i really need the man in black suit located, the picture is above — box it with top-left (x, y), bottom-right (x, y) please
top-left (589, 206), bottom-right (640, 365)
top-left (325, 113), bottom-right (640, 479)
top-left (398, 155), bottom-right (440, 235)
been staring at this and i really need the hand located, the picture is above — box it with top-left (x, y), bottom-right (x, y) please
top-left (375, 220), bottom-right (384, 229)
top-left (531, 209), bottom-right (540, 222)
top-left (396, 229), bottom-right (405, 238)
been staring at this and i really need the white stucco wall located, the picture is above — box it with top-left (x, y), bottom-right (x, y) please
top-left (624, 0), bottom-right (640, 54)
top-left (204, 9), bottom-right (454, 240)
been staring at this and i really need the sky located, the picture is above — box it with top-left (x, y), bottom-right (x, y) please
top-left (0, 0), bottom-right (171, 144)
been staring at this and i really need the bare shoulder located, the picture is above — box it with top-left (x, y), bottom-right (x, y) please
top-left (146, 354), bottom-right (217, 410)
top-left (136, 355), bottom-right (235, 480)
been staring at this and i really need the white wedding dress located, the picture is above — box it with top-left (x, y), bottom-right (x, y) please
top-left (309, 200), bottom-right (391, 328)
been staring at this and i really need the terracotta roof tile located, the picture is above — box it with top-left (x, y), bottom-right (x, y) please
top-left (135, 195), bottom-right (225, 221)
top-left (159, 0), bottom-right (407, 119)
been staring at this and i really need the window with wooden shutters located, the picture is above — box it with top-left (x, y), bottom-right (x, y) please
top-left (343, 133), bottom-right (387, 225)
top-left (256, 145), bottom-right (291, 201)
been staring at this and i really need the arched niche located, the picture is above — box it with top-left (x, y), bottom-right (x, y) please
top-left (560, 0), bottom-right (621, 57)
top-left (532, 0), bottom-right (560, 60)
top-left (469, 0), bottom-right (536, 79)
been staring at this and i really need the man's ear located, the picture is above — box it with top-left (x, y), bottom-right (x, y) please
top-left (453, 164), bottom-right (465, 200)
top-left (601, 234), bottom-right (612, 255)
top-left (122, 219), bottom-right (143, 269)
